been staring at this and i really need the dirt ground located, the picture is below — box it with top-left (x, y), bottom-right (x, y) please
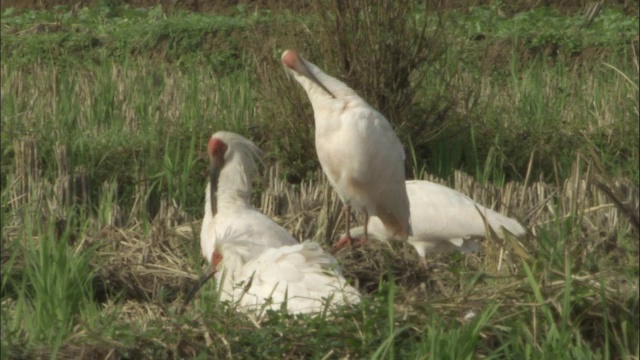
top-left (2, 0), bottom-right (637, 15)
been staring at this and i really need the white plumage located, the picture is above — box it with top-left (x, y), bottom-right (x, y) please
top-left (193, 131), bottom-right (360, 315)
top-left (200, 131), bottom-right (297, 265)
top-left (217, 239), bottom-right (361, 314)
top-left (282, 49), bottom-right (411, 244)
top-left (349, 180), bottom-right (526, 267)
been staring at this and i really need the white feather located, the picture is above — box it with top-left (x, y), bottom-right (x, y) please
top-left (200, 131), bottom-right (297, 265)
top-left (282, 50), bottom-right (412, 241)
top-left (350, 180), bottom-right (526, 258)
top-left (200, 131), bottom-right (361, 314)
top-left (216, 240), bottom-right (361, 314)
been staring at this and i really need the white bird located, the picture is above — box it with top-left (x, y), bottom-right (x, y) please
top-left (199, 131), bottom-right (298, 264)
top-left (282, 49), bottom-right (411, 249)
top-left (348, 180), bottom-right (526, 268)
top-left (183, 131), bottom-right (360, 315)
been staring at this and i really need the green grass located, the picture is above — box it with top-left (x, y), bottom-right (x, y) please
top-left (460, 5), bottom-right (638, 50)
top-left (1, 2), bottom-right (638, 358)
top-left (2, 205), bottom-right (100, 357)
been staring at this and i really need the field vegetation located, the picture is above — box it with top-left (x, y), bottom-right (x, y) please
top-left (1, 0), bottom-right (638, 358)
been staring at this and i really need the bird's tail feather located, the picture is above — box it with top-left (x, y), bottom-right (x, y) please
top-left (377, 212), bottom-right (412, 241)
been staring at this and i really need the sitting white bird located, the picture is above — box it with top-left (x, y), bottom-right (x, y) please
top-left (199, 131), bottom-right (297, 264)
top-left (282, 49), bottom-right (412, 249)
top-left (347, 180), bottom-right (526, 268)
top-left (183, 131), bottom-right (360, 315)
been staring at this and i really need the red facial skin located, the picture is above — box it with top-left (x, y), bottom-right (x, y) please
top-left (208, 137), bottom-right (228, 160)
top-left (212, 250), bottom-right (223, 270)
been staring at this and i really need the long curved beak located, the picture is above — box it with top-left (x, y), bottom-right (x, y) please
top-left (180, 264), bottom-right (216, 315)
top-left (283, 50), bottom-right (335, 98)
top-left (208, 157), bottom-right (223, 216)
top-left (297, 61), bottom-right (335, 99)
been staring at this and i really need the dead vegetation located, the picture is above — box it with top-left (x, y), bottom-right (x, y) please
top-left (1, 2), bottom-right (638, 357)
top-left (2, 36), bottom-right (638, 360)
top-left (2, 133), bottom-right (638, 357)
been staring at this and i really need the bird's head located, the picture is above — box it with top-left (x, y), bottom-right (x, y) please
top-left (206, 131), bottom-right (262, 215)
top-left (282, 50), bottom-right (354, 102)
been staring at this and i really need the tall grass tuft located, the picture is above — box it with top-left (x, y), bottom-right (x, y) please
top-left (2, 206), bottom-right (99, 354)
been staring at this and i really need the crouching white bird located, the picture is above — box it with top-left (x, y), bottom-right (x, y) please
top-left (199, 131), bottom-right (298, 263)
top-left (282, 49), bottom-right (411, 249)
top-left (182, 131), bottom-right (360, 315)
top-left (347, 180), bottom-right (526, 268)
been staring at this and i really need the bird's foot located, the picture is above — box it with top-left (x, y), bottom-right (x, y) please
top-left (331, 236), bottom-right (354, 253)
top-left (419, 257), bottom-right (431, 271)
top-left (332, 236), bottom-right (369, 253)
top-left (355, 236), bottom-right (369, 247)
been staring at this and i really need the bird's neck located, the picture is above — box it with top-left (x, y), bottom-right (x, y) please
top-left (204, 182), bottom-right (252, 220)
top-left (307, 88), bottom-right (361, 126)
top-left (299, 67), bottom-right (356, 104)
top-left (306, 84), bottom-right (355, 105)
top-left (305, 60), bottom-right (356, 97)
top-left (217, 163), bottom-right (255, 209)
top-left (217, 187), bottom-right (253, 209)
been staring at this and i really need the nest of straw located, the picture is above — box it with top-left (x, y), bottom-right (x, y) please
top-left (88, 221), bottom-right (199, 303)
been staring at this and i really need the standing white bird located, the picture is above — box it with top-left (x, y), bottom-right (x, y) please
top-left (183, 131), bottom-right (360, 315)
top-left (282, 50), bottom-right (412, 249)
top-left (348, 180), bottom-right (526, 268)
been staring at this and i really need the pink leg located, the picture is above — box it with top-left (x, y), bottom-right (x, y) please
top-left (344, 204), bottom-right (352, 239)
top-left (359, 208), bottom-right (369, 246)
top-left (332, 205), bottom-right (354, 252)
top-left (332, 206), bottom-right (373, 251)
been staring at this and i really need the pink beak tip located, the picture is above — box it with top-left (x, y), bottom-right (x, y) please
top-left (281, 49), bottom-right (299, 69)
